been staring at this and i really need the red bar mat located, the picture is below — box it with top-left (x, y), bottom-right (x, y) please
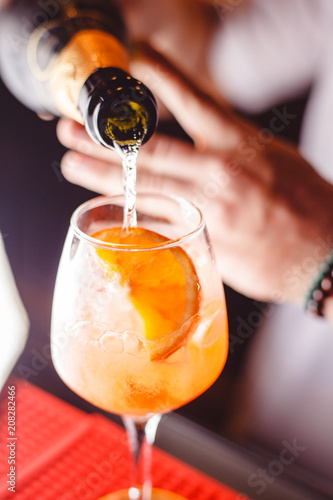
top-left (0, 380), bottom-right (244, 500)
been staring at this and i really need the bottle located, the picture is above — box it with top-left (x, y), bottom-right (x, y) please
top-left (0, 0), bottom-right (158, 151)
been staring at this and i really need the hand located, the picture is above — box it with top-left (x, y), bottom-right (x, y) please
top-left (56, 47), bottom-right (333, 307)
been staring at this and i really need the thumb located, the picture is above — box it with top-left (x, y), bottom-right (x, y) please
top-left (132, 44), bottom-right (245, 151)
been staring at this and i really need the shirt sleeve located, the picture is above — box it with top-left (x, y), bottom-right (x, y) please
top-left (208, 0), bottom-right (331, 113)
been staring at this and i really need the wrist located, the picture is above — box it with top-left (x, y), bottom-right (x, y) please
top-left (290, 173), bottom-right (333, 310)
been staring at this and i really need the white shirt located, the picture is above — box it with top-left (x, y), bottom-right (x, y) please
top-left (209, 0), bottom-right (333, 182)
top-left (208, 0), bottom-right (333, 482)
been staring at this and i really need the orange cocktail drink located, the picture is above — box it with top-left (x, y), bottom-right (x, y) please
top-left (51, 194), bottom-right (228, 500)
top-left (52, 223), bottom-right (228, 417)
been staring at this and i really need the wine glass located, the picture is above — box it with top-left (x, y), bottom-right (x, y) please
top-left (51, 193), bottom-right (228, 500)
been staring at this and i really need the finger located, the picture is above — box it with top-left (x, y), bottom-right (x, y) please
top-left (132, 44), bottom-right (246, 150)
top-left (140, 134), bottom-right (204, 178)
top-left (37, 112), bottom-right (56, 121)
top-left (60, 150), bottom-right (197, 198)
top-left (56, 118), bottom-right (122, 164)
top-left (57, 117), bottom-right (208, 180)
top-left (61, 151), bottom-right (123, 195)
top-left (60, 142), bottom-right (198, 193)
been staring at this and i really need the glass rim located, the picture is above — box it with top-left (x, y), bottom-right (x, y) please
top-left (70, 193), bottom-right (205, 251)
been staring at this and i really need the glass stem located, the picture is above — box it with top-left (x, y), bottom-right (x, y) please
top-left (123, 414), bottom-right (161, 500)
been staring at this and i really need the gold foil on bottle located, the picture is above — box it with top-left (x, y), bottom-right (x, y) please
top-left (28, 29), bottom-right (129, 122)
top-left (49, 30), bottom-right (129, 122)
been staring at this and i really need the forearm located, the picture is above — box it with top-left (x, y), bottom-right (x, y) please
top-left (153, 0), bottom-right (220, 95)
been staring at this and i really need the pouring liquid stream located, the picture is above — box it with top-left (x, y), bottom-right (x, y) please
top-left (119, 143), bottom-right (140, 230)
top-left (105, 100), bottom-right (149, 231)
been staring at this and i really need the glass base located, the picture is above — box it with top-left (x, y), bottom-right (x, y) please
top-left (99, 488), bottom-right (187, 500)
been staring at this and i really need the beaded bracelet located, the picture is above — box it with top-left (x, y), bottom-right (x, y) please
top-left (305, 251), bottom-right (333, 317)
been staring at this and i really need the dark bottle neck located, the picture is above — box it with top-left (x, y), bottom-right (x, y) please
top-left (79, 67), bottom-right (158, 150)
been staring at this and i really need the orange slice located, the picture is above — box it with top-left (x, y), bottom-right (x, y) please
top-left (91, 227), bottom-right (200, 360)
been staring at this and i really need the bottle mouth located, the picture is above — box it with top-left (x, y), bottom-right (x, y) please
top-left (79, 68), bottom-right (158, 150)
